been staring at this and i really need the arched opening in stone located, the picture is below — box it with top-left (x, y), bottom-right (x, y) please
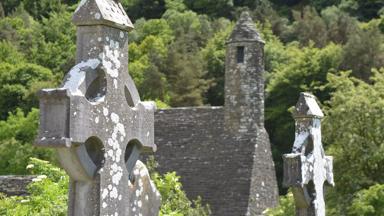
top-left (125, 139), bottom-right (142, 183)
top-left (85, 136), bottom-right (105, 169)
top-left (237, 46), bottom-right (245, 63)
top-left (85, 67), bottom-right (107, 103)
top-left (124, 86), bottom-right (135, 107)
top-left (307, 180), bottom-right (316, 199)
top-left (304, 136), bottom-right (314, 156)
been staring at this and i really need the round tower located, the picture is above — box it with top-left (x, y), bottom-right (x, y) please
top-left (225, 12), bottom-right (279, 215)
top-left (224, 11), bottom-right (265, 134)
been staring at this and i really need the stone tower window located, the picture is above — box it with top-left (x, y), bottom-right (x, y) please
top-left (237, 46), bottom-right (245, 63)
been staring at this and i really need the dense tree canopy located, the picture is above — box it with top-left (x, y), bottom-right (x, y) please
top-left (0, 0), bottom-right (384, 214)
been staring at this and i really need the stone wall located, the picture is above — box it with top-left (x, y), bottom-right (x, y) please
top-left (0, 175), bottom-right (35, 196)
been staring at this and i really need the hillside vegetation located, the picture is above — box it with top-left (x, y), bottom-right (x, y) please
top-left (0, 0), bottom-right (384, 215)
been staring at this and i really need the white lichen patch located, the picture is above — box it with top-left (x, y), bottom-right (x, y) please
top-left (111, 113), bottom-right (119, 123)
top-left (102, 188), bottom-right (108, 199)
top-left (110, 186), bottom-right (118, 199)
top-left (102, 112), bottom-right (127, 203)
top-left (111, 163), bottom-right (123, 185)
top-left (114, 79), bottom-right (118, 89)
top-left (63, 59), bottom-right (100, 96)
top-left (103, 107), bottom-right (109, 116)
top-left (99, 39), bottom-right (121, 79)
top-left (95, 12), bottom-right (101, 19)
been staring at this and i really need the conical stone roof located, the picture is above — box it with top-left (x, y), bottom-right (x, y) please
top-left (228, 11), bottom-right (264, 44)
top-left (293, 92), bottom-right (324, 118)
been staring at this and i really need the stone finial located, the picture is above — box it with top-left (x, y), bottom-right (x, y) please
top-left (283, 93), bottom-right (334, 216)
top-left (35, 1), bottom-right (160, 215)
top-left (227, 11), bottom-right (264, 44)
top-left (293, 92), bottom-right (324, 119)
top-left (73, 0), bottom-right (134, 31)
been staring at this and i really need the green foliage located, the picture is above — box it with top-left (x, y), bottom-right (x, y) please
top-left (0, 63), bottom-right (55, 119)
top-left (321, 6), bottom-right (358, 44)
top-left (290, 6), bottom-right (328, 47)
top-left (165, 0), bottom-right (186, 12)
top-left (0, 9), bottom-right (75, 76)
top-left (129, 35), bottom-right (169, 101)
top-left (201, 24), bottom-right (232, 105)
top-left (0, 0), bottom-right (384, 215)
top-left (0, 109), bottom-right (55, 175)
top-left (183, 0), bottom-right (234, 18)
top-left (128, 8), bottom-right (215, 106)
top-left (0, 41), bottom-right (25, 64)
top-left (0, 108), bottom-right (38, 143)
top-left (167, 44), bottom-right (208, 107)
top-left (339, 0), bottom-right (384, 21)
top-left (0, 157), bottom-right (210, 216)
top-left (341, 19), bottom-right (384, 81)
top-left (34, 11), bottom-right (76, 75)
top-left (348, 184), bottom-right (384, 216)
top-left (121, 0), bottom-right (166, 20)
top-left (264, 192), bottom-right (295, 216)
top-left (0, 158), bottom-right (68, 216)
top-left (322, 69), bottom-right (384, 214)
top-left (22, 0), bottom-right (67, 20)
top-left (155, 99), bottom-right (171, 109)
top-left (130, 18), bottom-right (173, 43)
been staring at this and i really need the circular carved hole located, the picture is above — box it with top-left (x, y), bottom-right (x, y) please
top-left (304, 136), bottom-right (314, 156)
top-left (124, 86), bottom-right (135, 107)
top-left (85, 137), bottom-right (105, 169)
top-left (85, 67), bottom-right (107, 103)
top-left (125, 139), bottom-right (142, 183)
top-left (307, 180), bottom-right (315, 199)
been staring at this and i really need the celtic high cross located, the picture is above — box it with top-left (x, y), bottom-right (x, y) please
top-left (35, 0), bottom-right (160, 215)
top-left (283, 93), bottom-right (334, 216)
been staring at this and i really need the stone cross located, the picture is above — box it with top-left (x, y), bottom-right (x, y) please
top-left (35, 0), bottom-right (160, 215)
top-left (283, 93), bottom-right (334, 216)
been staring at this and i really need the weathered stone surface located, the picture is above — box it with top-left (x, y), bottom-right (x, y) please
top-left (283, 93), bottom-right (334, 216)
top-left (34, 1), bottom-right (160, 215)
top-left (227, 11), bottom-right (264, 44)
top-left (151, 11), bottom-right (278, 216)
top-left (0, 176), bottom-right (36, 196)
top-left (73, 0), bottom-right (133, 31)
top-left (128, 161), bottom-right (161, 215)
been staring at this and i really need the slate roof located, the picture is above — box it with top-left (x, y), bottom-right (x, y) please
top-left (151, 107), bottom-right (278, 216)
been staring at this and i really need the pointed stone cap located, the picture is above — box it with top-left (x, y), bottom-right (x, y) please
top-left (227, 11), bottom-right (264, 44)
top-left (73, 0), bottom-right (134, 32)
top-left (293, 92), bottom-right (324, 119)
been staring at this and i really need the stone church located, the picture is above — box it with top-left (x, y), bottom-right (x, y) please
top-left (152, 11), bottom-right (279, 216)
